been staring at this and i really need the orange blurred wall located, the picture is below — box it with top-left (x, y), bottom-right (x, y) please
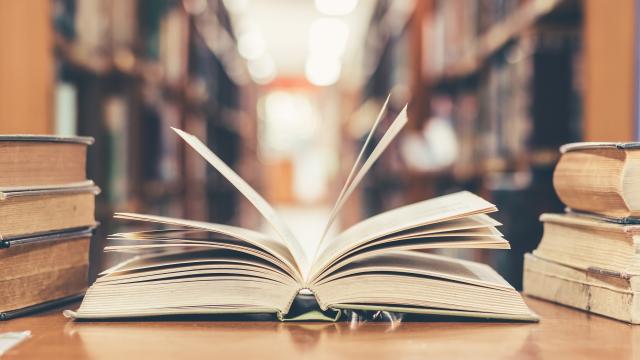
top-left (0, 1), bottom-right (53, 134)
top-left (583, 0), bottom-right (636, 141)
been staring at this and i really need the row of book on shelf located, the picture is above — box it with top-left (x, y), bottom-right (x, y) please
top-left (423, 0), bottom-right (526, 78)
top-left (54, 0), bottom-right (251, 226)
top-left (442, 27), bottom-right (582, 179)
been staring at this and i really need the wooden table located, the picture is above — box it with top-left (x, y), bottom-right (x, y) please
top-left (0, 296), bottom-right (637, 359)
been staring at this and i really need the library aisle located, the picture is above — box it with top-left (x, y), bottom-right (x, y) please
top-left (1, 0), bottom-right (640, 357)
top-left (32, 0), bottom-right (628, 287)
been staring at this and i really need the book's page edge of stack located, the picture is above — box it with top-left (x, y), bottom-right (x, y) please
top-left (560, 142), bottom-right (640, 153)
top-left (523, 254), bottom-right (640, 324)
top-left (0, 181), bottom-right (99, 199)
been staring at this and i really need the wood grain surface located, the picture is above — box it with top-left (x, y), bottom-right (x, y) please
top-left (0, 296), bottom-right (637, 359)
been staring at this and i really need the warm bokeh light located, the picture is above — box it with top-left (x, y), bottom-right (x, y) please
top-left (305, 54), bottom-right (341, 86)
top-left (238, 30), bottom-right (266, 60)
top-left (222, 0), bottom-right (250, 14)
top-left (308, 17), bottom-right (349, 58)
top-left (247, 54), bottom-right (276, 84)
top-left (304, 17), bottom-right (348, 86)
top-left (314, 0), bottom-right (358, 16)
top-left (260, 91), bottom-right (318, 154)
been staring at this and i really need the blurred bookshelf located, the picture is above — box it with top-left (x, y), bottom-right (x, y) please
top-left (51, 0), bottom-right (260, 279)
top-left (352, 0), bottom-right (637, 289)
top-left (1, 0), bottom-right (639, 287)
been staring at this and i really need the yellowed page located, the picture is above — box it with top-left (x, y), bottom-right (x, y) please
top-left (311, 191), bottom-right (496, 279)
top-left (171, 128), bottom-right (308, 277)
top-left (314, 236), bottom-right (509, 283)
top-left (100, 249), bottom-right (278, 275)
top-left (317, 95), bottom-right (390, 244)
top-left (103, 242), bottom-right (294, 279)
top-left (383, 213), bottom-right (501, 235)
top-left (314, 105), bottom-right (409, 261)
top-left (373, 217), bottom-right (503, 241)
top-left (96, 252), bottom-right (295, 286)
top-left (114, 212), bottom-right (302, 282)
top-left (316, 251), bottom-right (513, 289)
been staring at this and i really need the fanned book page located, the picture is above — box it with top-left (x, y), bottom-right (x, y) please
top-left (66, 103), bottom-right (538, 322)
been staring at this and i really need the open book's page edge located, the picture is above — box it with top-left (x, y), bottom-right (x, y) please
top-left (114, 212), bottom-right (269, 240)
top-left (64, 307), bottom-right (283, 320)
top-left (317, 95), bottom-right (390, 244)
top-left (65, 303), bottom-right (538, 322)
top-left (313, 250), bottom-right (514, 289)
top-left (314, 104), bottom-right (409, 261)
top-left (329, 304), bottom-right (539, 322)
top-left (171, 128), bottom-right (309, 278)
top-left (313, 237), bottom-right (510, 285)
top-left (311, 191), bottom-right (496, 279)
top-left (113, 212), bottom-right (303, 282)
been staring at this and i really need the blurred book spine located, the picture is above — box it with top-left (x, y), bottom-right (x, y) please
top-left (53, 0), bottom-right (259, 273)
top-left (360, 0), bottom-right (582, 287)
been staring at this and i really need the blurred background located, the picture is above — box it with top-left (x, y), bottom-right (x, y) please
top-left (0, 0), bottom-right (636, 288)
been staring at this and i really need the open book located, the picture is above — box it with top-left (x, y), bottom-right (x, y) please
top-left (66, 100), bottom-right (537, 322)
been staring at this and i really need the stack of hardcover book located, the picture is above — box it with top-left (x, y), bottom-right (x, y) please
top-left (524, 142), bottom-right (640, 324)
top-left (0, 135), bottom-right (98, 320)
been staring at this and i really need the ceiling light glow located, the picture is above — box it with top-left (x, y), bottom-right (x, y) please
top-left (314, 0), bottom-right (358, 16)
top-left (308, 17), bottom-right (349, 58)
top-left (223, 0), bottom-right (250, 14)
top-left (238, 31), bottom-right (266, 60)
top-left (248, 55), bottom-right (277, 84)
top-left (305, 55), bottom-right (341, 86)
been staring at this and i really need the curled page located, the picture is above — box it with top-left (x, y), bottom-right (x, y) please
top-left (172, 128), bottom-right (308, 276)
top-left (314, 104), bottom-right (409, 260)
top-left (317, 95), bottom-right (390, 245)
top-left (112, 212), bottom-right (303, 282)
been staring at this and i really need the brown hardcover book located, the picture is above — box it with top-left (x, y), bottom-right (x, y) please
top-left (553, 142), bottom-right (640, 219)
top-left (0, 135), bottom-right (93, 188)
top-left (523, 253), bottom-right (640, 324)
top-left (0, 229), bottom-right (93, 317)
top-left (0, 182), bottom-right (98, 239)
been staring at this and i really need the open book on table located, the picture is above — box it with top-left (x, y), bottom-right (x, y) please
top-left (66, 99), bottom-right (537, 322)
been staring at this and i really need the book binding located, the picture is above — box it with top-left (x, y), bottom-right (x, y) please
top-left (0, 135), bottom-right (94, 145)
top-left (560, 141), bottom-right (640, 153)
top-left (0, 294), bottom-right (84, 321)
